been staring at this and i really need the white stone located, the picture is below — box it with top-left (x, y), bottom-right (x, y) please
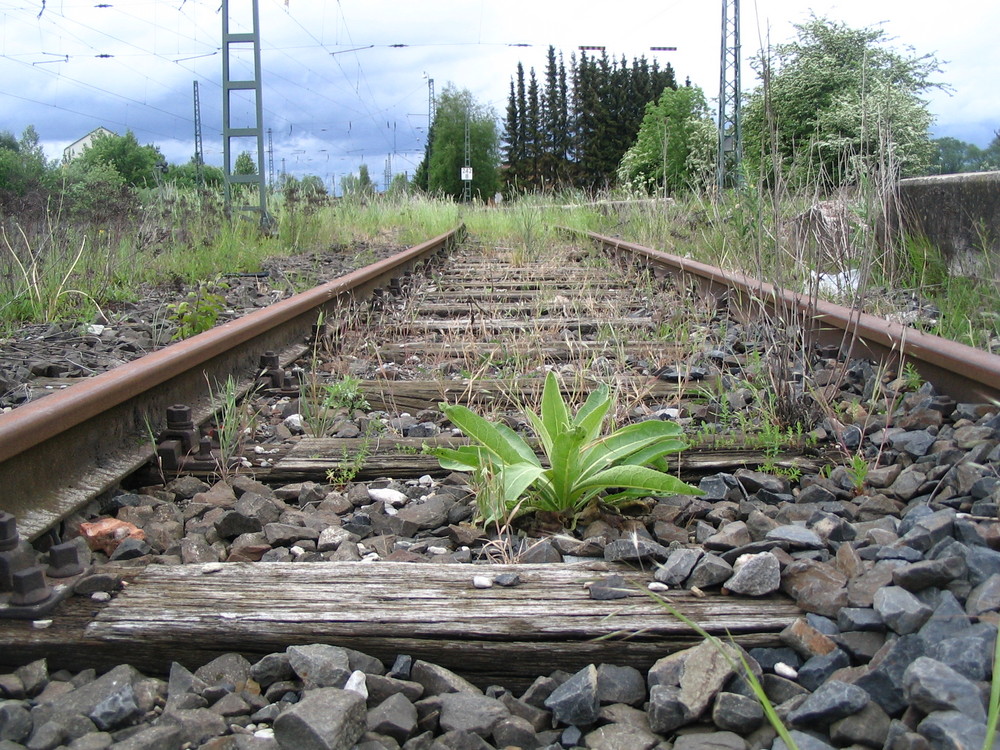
top-left (473, 576), bottom-right (493, 589)
top-left (87, 324), bottom-right (106, 335)
top-left (775, 662), bottom-right (798, 679)
top-left (91, 592), bottom-right (112, 602)
top-left (368, 487), bottom-right (408, 506)
top-left (344, 670), bottom-right (368, 698)
top-left (648, 582), bottom-right (670, 592)
top-left (427, 546), bottom-right (448, 556)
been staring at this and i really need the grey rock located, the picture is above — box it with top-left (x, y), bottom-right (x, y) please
top-left (828, 701), bottom-right (891, 748)
top-left (965, 547), bottom-right (1000, 586)
top-left (787, 680), bottom-right (870, 728)
top-left (367, 693), bottom-right (418, 744)
top-left (588, 574), bottom-right (630, 601)
top-left (903, 656), bottom-right (986, 722)
top-left (647, 684), bottom-right (690, 734)
top-left (287, 645), bottom-right (351, 690)
top-left (686, 553), bottom-right (734, 589)
top-left (603, 538), bottom-right (670, 563)
top-left (544, 664), bottom-right (600, 726)
top-left (711, 691), bottom-right (764, 733)
top-left (704, 521), bottom-right (752, 551)
top-left (765, 525), bottom-right (824, 550)
top-left (873, 586), bottom-right (933, 635)
top-left (918, 590), bottom-right (972, 643)
top-left (107, 724), bottom-right (182, 750)
top-left (272, 688), bottom-right (366, 750)
top-left (723, 552), bottom-right (781, 596)
top-left (250, 654), bottom-right (295, 687)
top-left (491, 715), bottom-right (538, 750)
top-left (156, 707), bottom-right (227, 746)
top-left (0, 701), bottom-right (32, 743)
top-left (836, 607), bottom-right (885, 632)
top-left (854, 634), bottom-right (927, 716)
top-left (918, 710), bottom-right (1000, 750)
top-left (772, 730), bottom-right (836, 750)
top-left (673, 731), bottom-right (747, 750)
top-left (438, 693), bottom-right (509, 737)
top-left (410, 661), bottom-right (481, 697)
top-left (595, 664), bottom-right (645, 707)
top-left (263, 523), bottom-right (319, 547)
top-left (194, 652), bottom-right (252, 691)
top-left (676, 640), bottom-right (743, 719)
top-left (654, 548), bottom-right (702, 586)
top-left (967, 574), bottom-right (1000, 617)
top-left (30, 665), bottom-right (142, 734)
top-left (797, 649), bottom-right (850, 693)
top-left (582, 722), bottom-right (660, 750)
top-left (499, 693), bottom-right (550, 733)
top-left (892, 556), bottom-right (966, 591)
top-left (928, 625), bottom-right (997, 681)
top-left (366, 674), bottom-right (425, 706)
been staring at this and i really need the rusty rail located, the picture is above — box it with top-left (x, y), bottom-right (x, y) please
top-left (0, 227), bottom-right (462, 541)
top-left (581, 230), bottom-right (1000, 405)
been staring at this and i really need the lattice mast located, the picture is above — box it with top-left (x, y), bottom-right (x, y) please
top-left (717, 0), bottom-right (742, 191)
top-left (221, 0), bottom-right (269, 223)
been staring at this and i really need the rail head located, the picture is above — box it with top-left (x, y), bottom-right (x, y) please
top-left (573, 228), bottom-right (1000, 406)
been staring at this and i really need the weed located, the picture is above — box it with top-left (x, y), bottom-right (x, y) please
top-left (168, 281), bottom-right (228, 340)
top-left (846, 453), bottom-right (869, 495)
top-left (434, 370), bottom-right (702, 527)
top-left (205, 374), bottom-right (257, 483)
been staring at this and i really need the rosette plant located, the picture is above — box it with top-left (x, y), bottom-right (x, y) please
top-left (434, 371), bottom-right (703, 525)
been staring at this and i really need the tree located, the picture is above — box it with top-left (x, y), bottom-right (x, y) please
top-left (0, 126), bottom-right (53, 199)
top-left (929, 137), bottom-right (985, 174)
top-left (340, 164), bottom-right (376, 200)
top-left (420, 84), bottom-right (500, 202)
top-left (166, 158), bottom-right (224, 189)
top-left (76, 130), bottom-right (165, 188)
top-left (234, 151), bottom-right (258, 176)
top-left (617, 85), bottom-right (716, 196)
top-left (982, 130), bottom-right (1000, 171)
top-left (742, 16), bottom-right (941, 188)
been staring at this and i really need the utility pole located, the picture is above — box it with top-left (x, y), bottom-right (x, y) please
top-left (462, 113), bottom-right (472, 203)
top-left (717, 0), bottom-right (742, 192)
top-left (192, 81), bottom-right (205, 187)
top-left (384, 154), bottom-right (391, 193)
top-left (221, 0), bottom-right (270, 225)
top-left (267, 127), bottom-right (274, 190)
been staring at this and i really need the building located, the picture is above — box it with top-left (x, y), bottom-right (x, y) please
top-left (62, 126), bottom-right (116, 162)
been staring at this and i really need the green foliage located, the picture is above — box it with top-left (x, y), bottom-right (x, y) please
top-left (743, 15), bottom-right (941, 187)
top-left (341, 164), bottom-right (376, 200)
top-left (420, 84), bottom-right (501, 201)
top-left (234, 151), bottom-right (258, 176)
top-left (929, 137), bottom-right (987, 175)
top-left (0, 126), bottom-right (53, 198)
top-left (434, 370), bottom-right (702, 525)
top-left (166, 159), bottom-right (225, 189)
top-left (321, 375), bottom-right (370, 413)
top-left (75, 130), bottom-right (165, 188)
top-left (617, 85), bottom-right (717, 196)
top-left (167, 281), bottom-right (228, 339)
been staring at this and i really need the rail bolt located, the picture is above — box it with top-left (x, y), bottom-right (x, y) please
top-left (10, 566), bottom-right (52, 606)
top-left (165, 404), bottom-right (195, 430)
top-left (259, 351), bottom-right (280, 370)
top-left (0, 512), bottom-right (18, 552)
top-left (47, 542), bottom-right (86, 578)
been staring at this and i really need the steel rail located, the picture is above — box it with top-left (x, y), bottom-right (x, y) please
top-left (0, 227), bottom-right (462, 541)
top-left (580, 230), bottom-right (1000, 405)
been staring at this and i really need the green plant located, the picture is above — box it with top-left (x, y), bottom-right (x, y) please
top-left (325, 427), bottom-right (376, 487)
top-left (168, 281), bottom-right (227, 339)
top-left (322, 375), bottom-right (370, 413)
top-left (206, 374), bottom-right (256, 482)
top-left (433, 370), bottom-right (703, 526)
top-left (846, 452), bottom-right (869, 494)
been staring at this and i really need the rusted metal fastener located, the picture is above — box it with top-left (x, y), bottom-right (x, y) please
top-left (10, 566), bottom-right (52, 606)
top-left (47, 541), bottom-right (86, 578)
top-left (162, 404), bottom-right (199, 453)
top-left (0, 512), bottom-right (18, 552)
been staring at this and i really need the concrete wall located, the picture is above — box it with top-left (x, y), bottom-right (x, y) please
top-left (898, 171), bottom-right (1000, 277)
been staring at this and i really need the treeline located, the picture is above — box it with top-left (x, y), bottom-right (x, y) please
top-left (502, 46), bottom-right (678, 194)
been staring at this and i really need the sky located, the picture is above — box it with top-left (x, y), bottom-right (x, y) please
top-left (0, 0), bottom-right (996, 193)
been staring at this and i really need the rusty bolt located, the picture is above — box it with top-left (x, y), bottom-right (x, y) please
top-left (165, 404), bottom-right (195, 431)
top-left (0, 512), bottom-right (18, 552)
top-left (47, 542), bottom-right (85, 578)
top-left (10, 566), bottom-right (52, 606)
top-left (259, 350), bottom-right (280, 370)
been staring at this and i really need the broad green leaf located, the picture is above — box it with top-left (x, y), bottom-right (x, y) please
top-left (574, 384), bottom-right (612, 444)
top-left (617, 439), bottom-right (688, 468)
top-left (546, 424), bottom-right (587, 507)
top-left (524, 407), bottom-right (552, 457)
top-left (581, 421), bottom-right (686, 477)
top-left (575, 464), bottom-right (701, 496)
top-left (440, 402), bottom-right (532, 466)
top-left (494, 421), bottom-right (540, 466)
top-left (540, 371), bottom-right (570, 443)
top-left (433, 445), bottom-right (494, 472)
top-left (501, 462), bottom-right (546, 505)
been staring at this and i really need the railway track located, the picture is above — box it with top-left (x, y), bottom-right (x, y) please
top-left (1, 228), bottom-right (999, 747)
